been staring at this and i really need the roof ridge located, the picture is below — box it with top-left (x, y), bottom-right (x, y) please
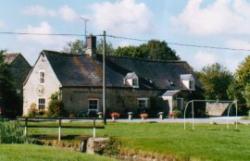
top-left (42, 50), bottom-right (84, 57)
top-left (106, 55), bottom-right (187, 63)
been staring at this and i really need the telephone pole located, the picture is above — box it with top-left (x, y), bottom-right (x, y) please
top-left (102, 31), bottom-right (107, 124)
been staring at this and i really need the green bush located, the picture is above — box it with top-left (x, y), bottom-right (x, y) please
top-left (27, 103), bottom-right (38, 117)
top-left (0, 121), bottom-right (25, 143)
top-left (48, 92), bottom-right (66, 117)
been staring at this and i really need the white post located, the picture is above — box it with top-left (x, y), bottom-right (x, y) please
top-left (235, 100), bottom-right (238, 129)
top-left (58, 118), bottom-right (61, 142)
top-left (58, 126), bottom-right (61, 142)
top-left (93, 119), bottom-right (96, 138)
top-left (192, 101), bottom-right (195, 130)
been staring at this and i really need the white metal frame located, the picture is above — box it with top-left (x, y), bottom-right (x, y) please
top-left (183, 99), bottom-right (238, 130)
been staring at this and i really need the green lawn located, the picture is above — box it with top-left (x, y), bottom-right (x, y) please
top-left (27, 122), bottom-right (250, 161)
top-left (0, 144), bottom-right (116, 161)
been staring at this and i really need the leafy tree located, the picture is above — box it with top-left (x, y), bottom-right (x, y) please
top-left (235, 56), bottom-right (250, 87)
top-left (197, 63), bottom-right (233, 100)
top-left (114, 40), bottom-right (179, 60)
top-left (63, 39), bottom-right (85, 54)
top-left (47, 92), bottom-right (65, 117)
top-left (96, 38), bottom-right (114, 55)
top-left (0, 50), bottom-right (21, 117)
top-left (64, 39), bottom-right (115, 55)
top-left (229, 56), bottom-right (250, 111)
top-left (244, 84), bottom-right (250, 107)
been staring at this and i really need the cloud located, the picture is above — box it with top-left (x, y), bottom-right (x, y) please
top-left (17, 21), bottom-right (55, 45)
top-left (90, 0), bottom-right (153, 34)
top-left (225, 39), bottom-right (250, 50)
top-left (23, 5), bottom-right (78, 22)
top-left (0, 20), bottom-right (5, 28)
top-left (15, 21), bottom-right (77, 64)
top-left (193, 51), bottom-right (218, 69)
top-left (58, 5), bottom-right (78, 22)
top-left (172, 0), bottom-right (250, 36)
top-left (23, 5), bottom-right (56, 17)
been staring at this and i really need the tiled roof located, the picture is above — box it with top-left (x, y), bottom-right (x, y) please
top-left (43, 50), bottom-right (195, 90)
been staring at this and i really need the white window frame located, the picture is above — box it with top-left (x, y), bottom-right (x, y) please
top-left (88, 98), bottom-right (99, 112)
top-left (39, 70), bottom-right (45, 84)
top-left (38, 98), bottom-right (46, 111)
top-left (132, 78), bottom-right (139, 88)
top-left (137, 98), bottom-right (149, 108)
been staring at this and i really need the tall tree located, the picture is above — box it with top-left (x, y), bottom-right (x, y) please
top-left (228, 56), bottom-right (250, 110)
top-left (0, 50), bottom-right (21, 117)
top-left (96, 38), bottom-right (114, 55)
top-left (114, 40), bottom-right (179, 60)
top-left (63, 40), bottom-right (85, 54)
top-left (197, 63), bottom-right (233, 100)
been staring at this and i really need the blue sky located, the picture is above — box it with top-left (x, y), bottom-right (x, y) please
top-left (0, 0), bottom-right (249, 71)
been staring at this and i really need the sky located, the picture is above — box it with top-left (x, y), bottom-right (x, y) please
top-left (0, 0), bottom-right (249, 72)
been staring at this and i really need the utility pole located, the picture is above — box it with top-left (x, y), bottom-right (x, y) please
top-left (102, 31), bottom-right (107, 124)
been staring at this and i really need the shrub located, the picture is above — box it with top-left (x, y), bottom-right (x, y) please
top-left (27, 103), bottom-right (38, 117)
top-left (47, 92), bottom-right (66, 117)
top-left (0, 121), bottom-right (25, 143)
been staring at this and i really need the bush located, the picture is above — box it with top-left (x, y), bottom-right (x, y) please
top-left (47, 92), bottom-right (66, 117)
top-left (0, 121), bottom-right (25, 143)
top-left (27, 103), bottom-right (38, 117)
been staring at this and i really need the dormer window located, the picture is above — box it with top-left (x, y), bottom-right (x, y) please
top-left (124, 72), bottom-right (139, 88)
top-left (180, 74), bottom-right (195, 91)
top-left (39, 71), bottom-right (45, 83)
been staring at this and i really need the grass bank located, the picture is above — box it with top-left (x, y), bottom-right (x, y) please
top-left (27, 122), bottom-right (250, 161)
top-left (0, 144), bottom-right (116, 161)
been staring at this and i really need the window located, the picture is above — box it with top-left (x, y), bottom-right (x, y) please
top-left (132, 78), bottom-right (138, 87)
top-left (189, 80), bottom-right (194, 89)
top-left (38, 98), bottom-right (45, 111)
top-left (40, 71), bottom-right (45, 83)
top-left (88, 99), bottom-right (99, 111)
top-left (137, 98), bottom-right (149, 109)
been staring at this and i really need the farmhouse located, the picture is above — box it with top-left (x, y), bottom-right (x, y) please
top-left (23, 35), bottom-right (198, 117)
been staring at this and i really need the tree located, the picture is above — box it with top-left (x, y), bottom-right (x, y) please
top-left (47, 92), bottom-right (65, 117)
top-left (114, 40), bottom-right (179, 60)
top-left (96, 38), bottom-right (114, 55)
top-left (230, 56), bottom-right (250, 110)
top-left (244, 84), bottom-right (250, 107)
top-left (0, 50), bottom-right (21, 117)
top-left (197, 63), bottom-right (233, 100)
top-left (235, 56), bottom-right (250, 86)
top-left (63, 39), bottom-right (85, 54)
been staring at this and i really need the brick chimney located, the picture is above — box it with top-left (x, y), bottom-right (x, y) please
top-left (85, 35), bottom-right (97, 58)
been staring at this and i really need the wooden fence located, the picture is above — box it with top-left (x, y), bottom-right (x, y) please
top-left (17, 117), bottom-right (105, 141)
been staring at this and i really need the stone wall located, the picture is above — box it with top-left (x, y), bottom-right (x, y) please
top-left (61, 87), bottom-right (162, 116)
